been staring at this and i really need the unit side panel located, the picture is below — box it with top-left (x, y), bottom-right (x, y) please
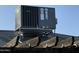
top-left (21, 6), bottom-right (39, 28)
top-left (15, 6), bottom-right (21, 30)
top-left (38, 7), bottom-right (56, 29)
top-left (48, 8), bottom-right (57, 29)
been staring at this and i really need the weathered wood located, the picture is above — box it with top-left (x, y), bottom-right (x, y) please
top-left (36, 37), bottom-right (56, 48)
top-left (53, 37), bottom-right (74, 48)
top-left (16, 37), bottom-right (39, 48)
top-left (60, 37), bottom-right (74, 47)
top-left (73, 37), bottom-right (79, 47)
top-left (52, 37), bottom-right (64, 48)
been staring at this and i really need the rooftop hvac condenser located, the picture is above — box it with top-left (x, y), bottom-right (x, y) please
top-left (15, 5), bottom-right (57, 35)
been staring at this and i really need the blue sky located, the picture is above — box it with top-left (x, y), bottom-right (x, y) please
top-left (0, 5), bottom-right (79, 36)
top-left (0, 5), bottom-right (16, 30)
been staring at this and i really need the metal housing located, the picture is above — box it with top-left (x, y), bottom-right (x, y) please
top-left (15, 5), bottom-right (57, 35)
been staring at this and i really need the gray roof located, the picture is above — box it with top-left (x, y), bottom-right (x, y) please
top-left (0, 30), bottom-right (15, 47)
top-left (3, 32), bottom-right (79, 48)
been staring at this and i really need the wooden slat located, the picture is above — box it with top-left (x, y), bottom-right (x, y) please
top-left (36, 37), bottom-right (56, 48)
top-left (73, 37), bottom-right (79, 47)
top-left (60, 37), bottom-right (74, 47)
top-left (16, 37), bottom-right (39, 48)
top-left (53, 37), bottom-right (74, 48)
top-left (52, 37), bottom-right (64, 48)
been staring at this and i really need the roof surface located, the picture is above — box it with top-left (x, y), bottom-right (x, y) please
top-left (2, 32), bottom-right (79, 48)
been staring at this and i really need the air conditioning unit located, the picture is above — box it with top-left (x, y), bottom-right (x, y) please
top-left (15, 5), bottom-right (57, 36)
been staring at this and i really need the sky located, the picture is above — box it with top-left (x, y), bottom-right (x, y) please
top-left (0, 5), bottom-right (79, 36)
